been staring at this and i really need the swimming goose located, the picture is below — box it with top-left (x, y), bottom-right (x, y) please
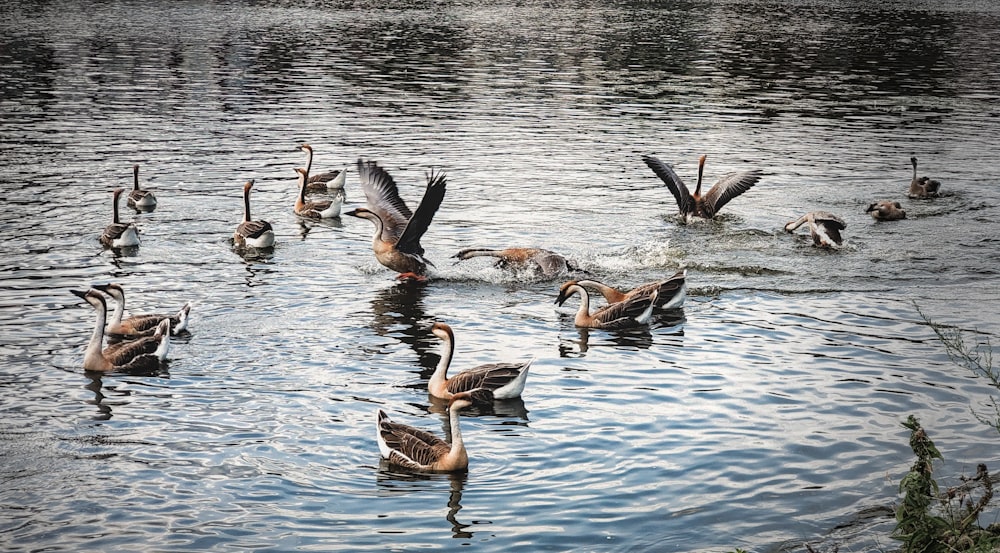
top-left (866, 200), bottom-right (906, 221)
top-left (452, 247), bottom-right (580, 278)
top-left (72, 288), bottom-right (170, 372)
top-left (376, 392), bottom-right (474, 473)
top-left (555, 282), bottom-right (659, 329)
top-left (233, 180), bottom-right (275, 248)
top-left (127, 164), bottom-right (157, 209)
top-left (300, 143), bottom-right (347, 193)
top-left (100, 188), bottom-right (141, 248)
top-left (643, 154), bottom-right (761, 222)
top-left (908, 156), bottom-right (941, 199)
top-left (346, 159), bottom-right (447, 281)
top-left (294, 167), bottom-right (343, 218)
top-left (93, 283), bottom-right (191, 338)
top-left (574, 269), bottom-right (687, 310)
top-left (784, 211), bottom-right (846, 249)
top-left (429, 322), bottom-right (531, 402)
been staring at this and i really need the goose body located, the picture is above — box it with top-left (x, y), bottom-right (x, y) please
top-left (866, 201), bottom-right (906, 221)
top-left (127, 164), bottom-right (157, 209)
top-left (784, 211), bottom-right (846, 249)
top-left (234, 180), bottom-right (275, 248)
top-left (908, 157), bottom-right (941, 199)
top-left (453, 247), bottom-right (579, 277)
top-left (346, 159), bottom-right (447, 280)
top-left (294, 167), bottom-right (343, 218)
top-left (429, 322), bottom-right (531, 402)
top-left (100, 188), bottom-right (140, 248)
top-left (93, 283), bottom-right (191, 338)
top-left (574, 269), bottom-right (687, 310)
top-left (300, 143), bottom-right (347, 193)
top-left (643, 154), bottom-right (761, 222)
top-left (72, 288), bottom-right (169, 372)
top-left (376, 392), bottom-right (474, 473)
top-left (555, 282), bottom-right (658, 329)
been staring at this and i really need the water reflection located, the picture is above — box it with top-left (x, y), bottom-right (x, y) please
top-left (427, 394), bottom-right (530, 423)
top-left (370, 283), bottom-right (435, 371)
top-left (84, 373), bottom-right (113, 420)
top-left (375, 469), bottom-right (473, 539)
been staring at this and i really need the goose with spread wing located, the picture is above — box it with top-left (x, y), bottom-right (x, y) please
top-left (643, 154), bottom-right (761, 222)
top-left (784, 211), bottom-right (846, 249)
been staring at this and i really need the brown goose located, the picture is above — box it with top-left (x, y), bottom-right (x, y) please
top-left (233, 180), bottom-right (275, 248)
top-left (294, 167), bottom-right (343, 218)
top-left (908, 156), bottom-right (941, 199)
top-left (345, 159), bottom-right (447, 281)
top-left (428, 322), bottom-right (531, 402)
top-left (784, 211), bottom-right (846, 249)
top-left (574, 269), bottom-right (687, 310)
top-left (866, 201), bottom-right (906, 221)
top-left (643, 154), bottom-right (761, 222)
top-left (452, 247), bottom-right (580, 277)
top-left (127, 164), bottom-right (157, 209)
top-left (72, 288), bottom-right (170, 372)
top-left (376, 392), bottom-right (475, 473)
top-left (555, 281), bottom-right (658, 329)
top-left (100, 188), bottom-right (140, 248)
top-left (300, 143), bottom-right (347, 193)
top-left (93, 283), bottom-right (191, 338)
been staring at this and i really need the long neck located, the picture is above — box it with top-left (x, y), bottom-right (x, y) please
top-left (430, 334), bottom-right (455, 391)
top-left (572, 285), bottom-right (592, 324)
top-left (304, 149), bottom-right (313, 177)
top-left (243, 187), bottom-right (253, 223)
top-left (109, 292), bottom-right (125, 325)
top-left (112, 193), bottom-right (121, 224)
top-left (785, 214), bottom-right (809, 232)
top-left (695, 157), bottom-right (705, 196)
top-left (447, 407), bottom-right (467, 465)
top-left (84, 299), bottom-right (108, 369)
top-left (365, 212), bottom-right (386, 244)
top-left (912, 158), bottom-right (918, 180)
top-left (577, 279), bottom-right (621, 303)
top-left (133, 166), bottom-right (140, 191)
top-left (297, 172), bottom-right (308, 206)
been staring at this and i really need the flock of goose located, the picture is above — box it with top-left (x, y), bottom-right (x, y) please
top-left (77, 146), bottom-right (943, 473)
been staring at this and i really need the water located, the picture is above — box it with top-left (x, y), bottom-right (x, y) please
top-left (2, 1), bottom-right (999, 551)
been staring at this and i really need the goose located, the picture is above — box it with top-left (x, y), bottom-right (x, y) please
top-left (345, 159), bottom-right (447, 281)
top-left (643, 154), bottom-right (761, 222)
top-left (100, 188), bottom-right (141, 248)
top-left (866, 201), bottom-right (906, 221)
top-left (573, 269), bottom-right (687, 310)
top-left (784, 211), bottom-right (846, 249)
top-left (233, 180), bottom-right (275, 248)
top-left (555, 281), bottom-right (659, 329)
top-left (92, 283), bottom-right (191, 338)
top-left (908, 156), bottom-right (941, 199)
top-left (300, 143), bottom-right (347, 193)
top-left (127, 164), bottom-right (157, 209)
top-left (428, 322), bottom-right (531, 402)
top-left (376, 392), bottom-right (475, 473)
top-left (452, 247), bottom-right (581, 278)
top-left (71, 288), bottom-right (170, 372)
top-left (294, 167), bottom-right (343, 218)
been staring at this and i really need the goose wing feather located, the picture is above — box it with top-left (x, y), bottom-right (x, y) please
top-left (104, 335), bottom-right (160, 366)
top-left (378, 413), bottom-right (450, 470)
top-left (356, 160), bottom-right (413, 242)
top-left (594, 295), bottom-right (654, 325)
top-left (702, 170), bottom-right (761, 215)
top-left (642, 155), bottom-right (694, 213)
top-left (236, 220), bottom-right (273, 240)
top-left (446, 363), bottom-right (526, 395)
top-left (395, 169), bottom-right (447, 256)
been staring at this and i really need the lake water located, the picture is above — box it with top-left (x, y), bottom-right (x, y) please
top-left (2, 1), bottom-right (999, 551)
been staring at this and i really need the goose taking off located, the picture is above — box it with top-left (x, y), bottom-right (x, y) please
top-left (300, 143), bottom-right (347, 193)
top-left (428, 322), bottom-right (531, 402)
top-left (866, 201), bottom-right (906, 221)
top-left (908, 156), bottom-right (941, 199)
top-left (93, 283), bottom-right (191, 338)
top-left (100, 188), bottom-right (140, 248)
top-left (294, 167), bottom-right (343, 218)
top-left (346, 159), bottom-right (447, 281)
top-left (233, 180), bottom-right (275, 249)
top-left (573, 269), bottom-right (687, 310)
top-left (127, 164), bottom-right (157, 209)
top-left (452, 247), bottom-right (580, 278)
top-left (376, 392), bottom-right (475, 473)
top-left (555, 281), bottom-right (658, 329)
top-left (784, 211), bottom-right (846, 249)
top-left (72, 288), bottom-right (170, 372)
top-left (643, 154), bottom-right (761, 222)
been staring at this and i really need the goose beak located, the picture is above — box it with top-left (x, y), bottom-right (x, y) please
top-left (71, 289), bottom-right (90, 300)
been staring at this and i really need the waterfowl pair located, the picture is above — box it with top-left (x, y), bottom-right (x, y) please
top-left (300, 143), bottom-right (347, 194)
top-left (376, 392), bottom-right (475, 473)
top-left (866, 201), bottom-right (906, 221)
top-left (346, 159), bottom-right (447, 281)
top-left (784, 211), bottom-right (846, 249)
top-left (294, 167), bottom-right (343, 219)
top-left (92, 283), bottom-right (190, 338)
top-left (452, 247), bottom-right (580, 278)
top-left (643, 154), bottom-right (762, 222)
top-left (234, 180), bottom-right (275, 249)
top-left (555, 282), bottom-right (659, 329)
top-left (908, 156), bottom-right (941, 199)
top-left (100, 188), bottom-right (141, 248)
top-left (127, 164), bottom-right (157, 209)
top-left (571, 269), bottom-right (687, 311)
top-left (72, 288), bottom-right (170, 372)
top-left (429, 322), bottom-right (530, 403)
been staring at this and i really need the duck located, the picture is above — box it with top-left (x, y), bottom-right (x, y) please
top-left (376, 392), bottom-right (475, 473)
top-left (100, 188), bottom-right (141, 248)
top-left (294, 167), bottom-right (343, 218)
top-left (71, 288), bottom-right (170, 372)
top-left (555, 281), bottom-right (659, 329)
top-left (345, 159), bottom-right (448, 281)
top-left (126, 164), bottom-right (157, 209)
top-left (643, 154), bottom-right (761, 222)
top-left (784, 211), bottom-right (846, 249)
top-left (300, 143), bottom-right (347, 193)
top-left (908, 156), bottom-right (941, 199)
top-left (866, 200), bottom-right (906, 221)
top-left (452, 247), bottom-right (582, 277)
top-left (573, 269), bottom-right (687, 310)
top-left (92, 283), bottom-right (191, 338)
top-left (233, 179), bottom-right (275, 248)
top-left (428, 322), bottom-right (531, 402)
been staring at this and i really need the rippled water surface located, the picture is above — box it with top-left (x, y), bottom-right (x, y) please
top-left (2, 1), bottom-right (1000, 551)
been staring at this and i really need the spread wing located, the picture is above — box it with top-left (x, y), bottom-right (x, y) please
top-left (642, 155), bottom-right (694, 213)
top-left (356, 159), bottom-right (413, 242)
top-left (702, 170), bottom-right (761, 215)
top-left (812, 211), bottom-right (846, 230)
top-left (395, 169), bottom-right (447, 256)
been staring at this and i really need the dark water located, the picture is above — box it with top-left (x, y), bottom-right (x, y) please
top-left (2, 1), bottom-right (999, 551)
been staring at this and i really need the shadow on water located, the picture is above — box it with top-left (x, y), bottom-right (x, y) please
top-left (375, 469), bottom-right (473, 539)
top-left (370, 282), bottom-right (437, 371)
